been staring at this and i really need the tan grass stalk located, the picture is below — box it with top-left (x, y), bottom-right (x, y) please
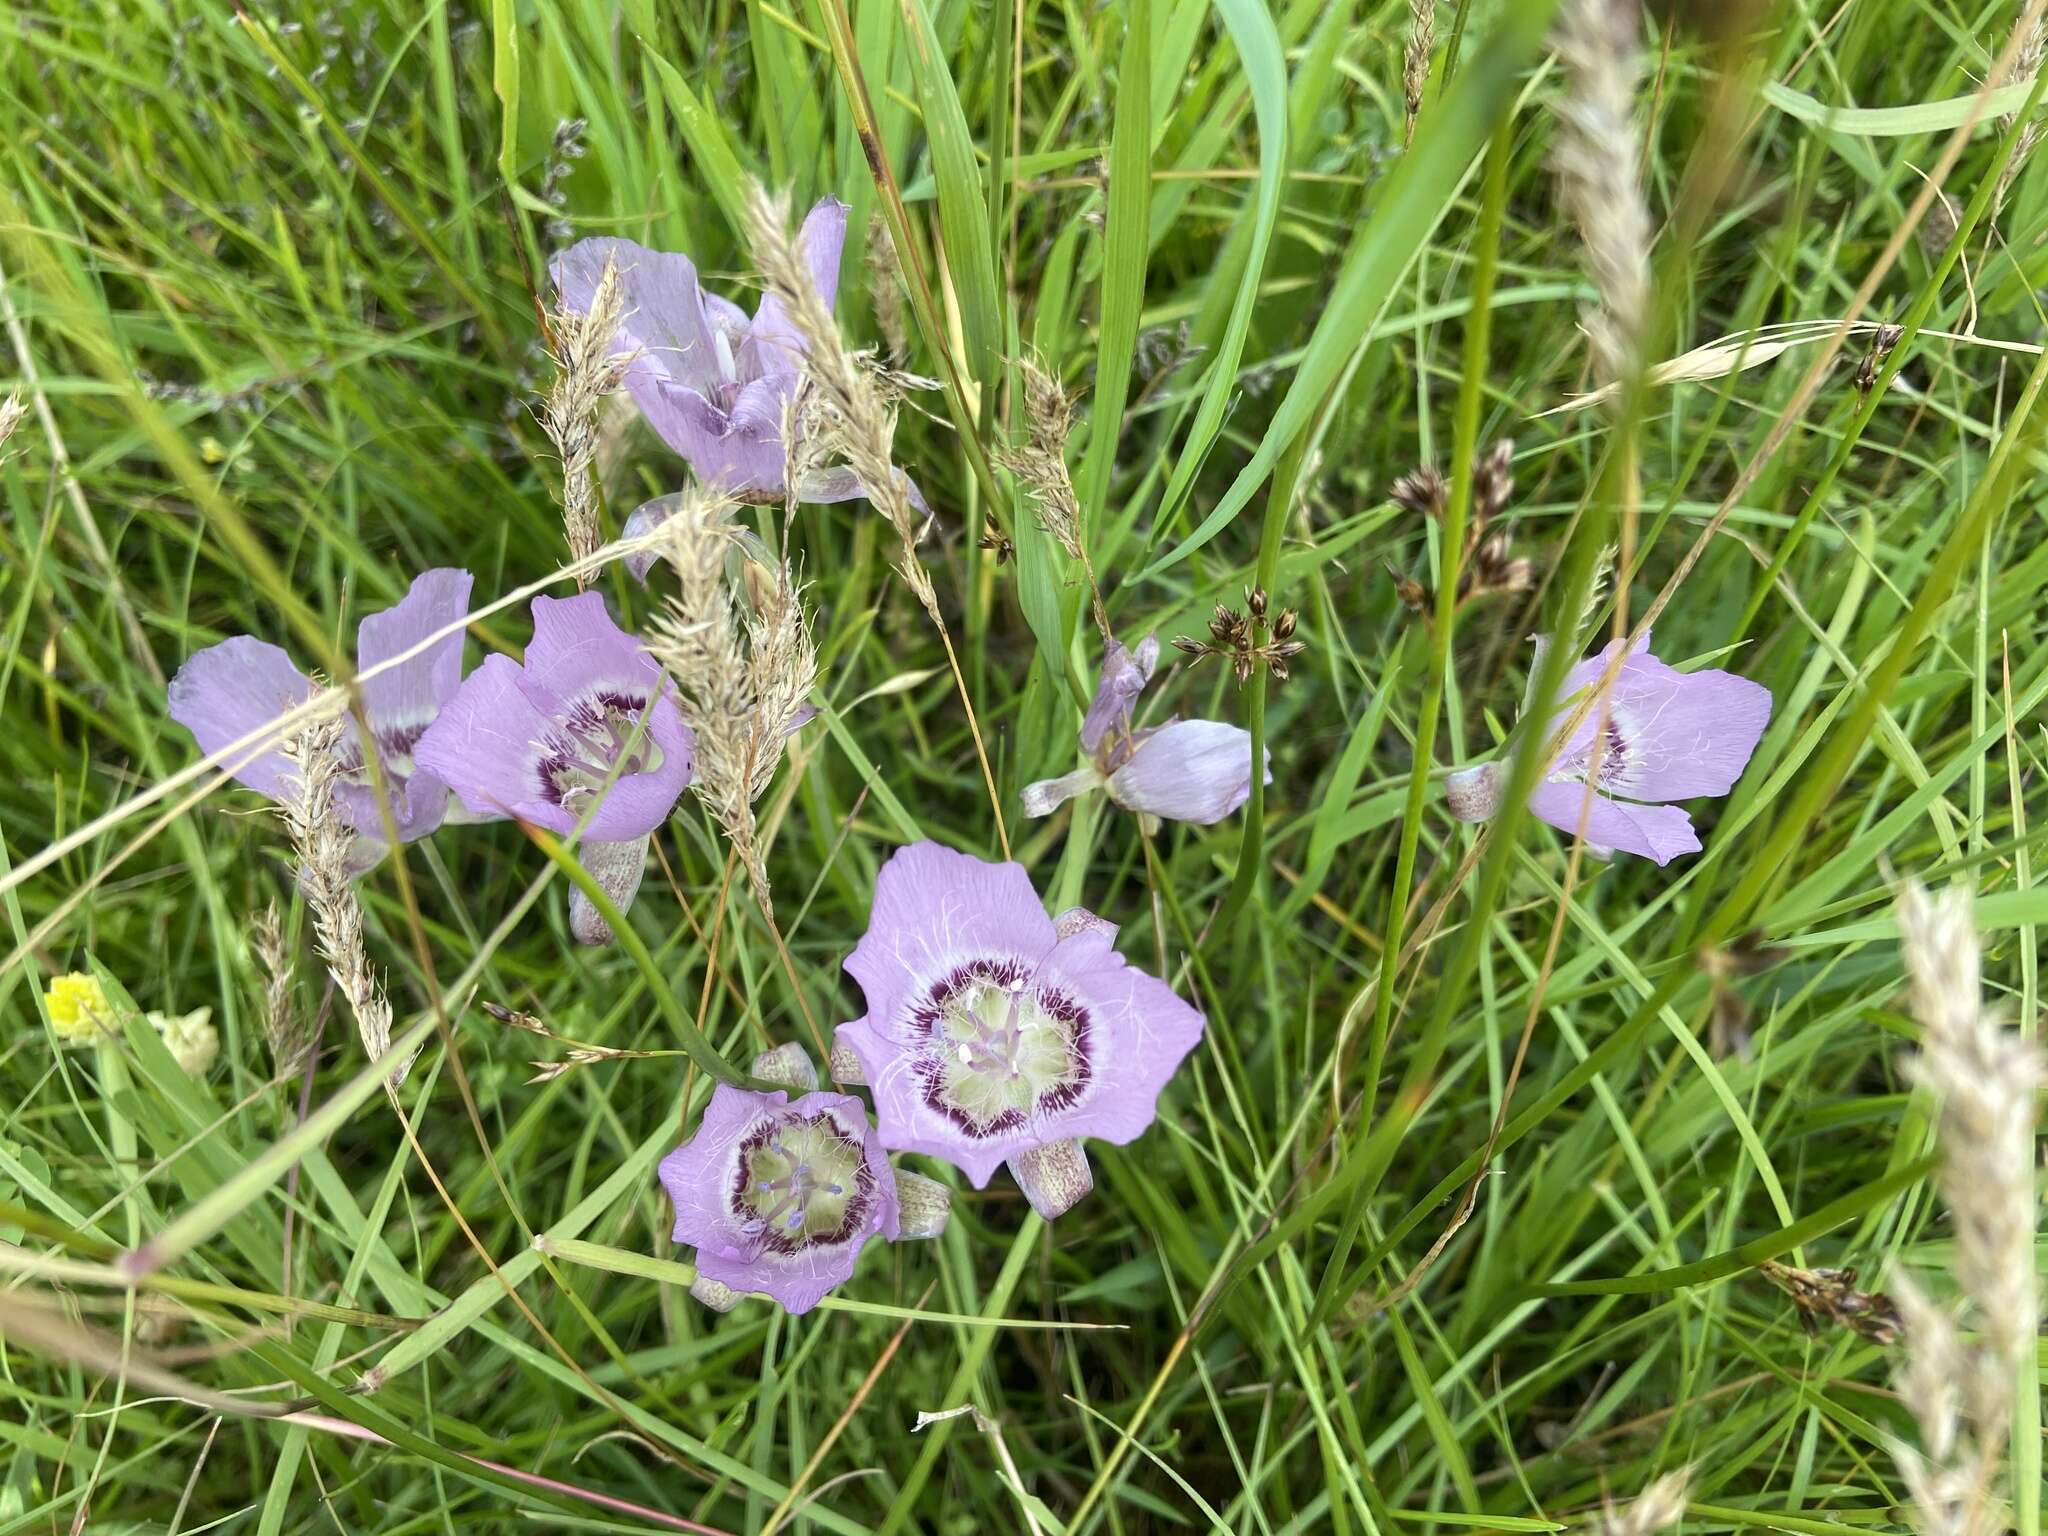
top-left (997, 357), bottom-right (1109, 640)
top-left (279, 714), bottom-right (413, 1088)
top-left (741, 180), bottom-right (1009, 856)
top-left (1888, 880), bottom-right (2044, 1536)
top-left (1552, 0), bottom-right (1652, 389)
top-left (1545, 318), bottom-right (2045, 415)
top-left (541, 253), bottom-right (628, 587)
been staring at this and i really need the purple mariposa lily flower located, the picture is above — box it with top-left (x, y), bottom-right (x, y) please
top-left (1021, 636), bottom-right (1271, 826)
top-left (1443, 632), bottom-right (1771, 865)
top-left (832, 842), bottom-right (1205, 1220)
top-left (412, 592), bottom-right (693, 944)
top-left (552, 199), bottom-right (885, 507)
top-left (658, 1045), bottom-right (951, 1315)
top-left (168, 568), bottom-right (473, 869)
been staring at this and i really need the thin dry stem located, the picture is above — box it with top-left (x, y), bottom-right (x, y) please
top-left (1552, 0), bottom-right (1652, 388)
top-left (279, 714), bottom-right (412, 1088)
top-left (542, 253), bottom-right (628, 587)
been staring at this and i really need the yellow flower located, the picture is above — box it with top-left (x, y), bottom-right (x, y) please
top-left (148, 1007), bottom-right (218, 1077)
top-left (45, 972), bottom-right (119, 1046)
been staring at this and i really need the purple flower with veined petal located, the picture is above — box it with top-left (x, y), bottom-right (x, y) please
top-left (412, 592), bottom-right (693, 943)
top-left (659, 1046), bottom-right (922, 1315)
top-left (832, 842), bottom-right (1205, 1220)
top-left (1443, 632), bottom-right (1771, 866)
top-left (168, 568), bottom-right (473, 867)
top-left (552, 200), bottom-right (880, 508)
top-left (1021, 636), bottom-right (1271, 826)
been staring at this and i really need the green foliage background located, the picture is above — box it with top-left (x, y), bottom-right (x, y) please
top-left (0, 0), bottom-right (2044, 1531)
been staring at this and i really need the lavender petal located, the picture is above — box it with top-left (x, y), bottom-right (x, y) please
top-left (837, 845), bottom-right (1204, 1193)
top-left (166, 636), bottom-right (315, 803)
top-left (838, 841), bottom-right (1059, 1083)
top-left (550, 236), bottom-right (724, 397)
top-left (1526, 780), bottom-right (1701, 865)
top-left (1079, 635), bottom-right (1159, 755)
top-left (518, 592), bottom-right (661, 711)
top-left (630, 377), bottom-right (788, 495)
top-left (659, 1084), bottom-right (899, 1315)
top-left (739, 196), bottom-right (850, 383)
top-left (353, 567), bottom-right (472, 744)
top-left (412, 653), bottom-right (556, 827)
top-left (1106, 718), bottom-right (1267, 825)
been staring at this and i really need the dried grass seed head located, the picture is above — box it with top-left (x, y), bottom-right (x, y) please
top-left (1597, 1469), bottom-right (1693, 1536)
top-left (542, 252), bottom-right (629, 579)
top-left (741, 180), bottom-right (937, 614)
top-left (1896, 881), bottom-right (2043, 1368)
top-left (1552, 0), bottom-right (1653, 387)
top-left (279, 712), bottom-right (411, 1087)
top-left (641, 491), bottom-right (818, 909)
top-left (251, 900), bottom-right (312, 1077)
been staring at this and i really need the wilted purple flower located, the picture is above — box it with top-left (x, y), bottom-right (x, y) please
top-left (413, 592), bottom-right (693, 943)
top-left (168, 568), bottom-right (473, 867)
top-left (832, 842), bottom-right (1205, 1219)
top-left (1021, 636), bottom-right (1271, 826)
top-left (552, 200), bottom-right (871, 507)
top-left (1444, 632), bottom-right (1771, 865)
top-left (658, 1045), bottom-right (950, 1315)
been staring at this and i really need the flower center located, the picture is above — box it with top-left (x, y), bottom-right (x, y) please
top-left (731, 1111), bottom-right (873, 1255)
top-left (908, 959), bottom-right (1092, 1139)
top-left (332, 720), bottom-right (430, 790)
top-left (538, 690), bottom-right (662, 812)
top-left (1553, 715), bottom-right (1631, 792)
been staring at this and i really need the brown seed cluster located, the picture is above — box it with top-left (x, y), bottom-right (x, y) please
top-left (1173, 586), bottom-right (1305, 685)
top-left (1759, 1260), bottom-right (1904, 1346)
top-left (1389, 438), bottom-right (1536, 616)
top-left (1854, 323), bottom-right (1905, 400)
